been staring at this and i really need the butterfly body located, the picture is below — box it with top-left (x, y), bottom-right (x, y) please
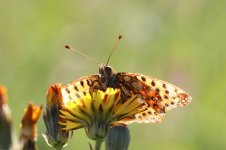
top-left (62, 64), bottom-right (191, 124)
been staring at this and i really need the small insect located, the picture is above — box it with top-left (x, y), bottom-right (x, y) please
top-left (62, 35), bottom-right (192, 123)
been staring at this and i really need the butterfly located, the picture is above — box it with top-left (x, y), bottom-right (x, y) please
top-left (61, 36), bottom-right (192, 124)
top-left (61, 63), bottom-right (191, 124)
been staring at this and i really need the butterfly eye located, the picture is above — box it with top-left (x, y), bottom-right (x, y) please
top-left (105, 66), bottom-right (112, 75)
top-left (99, 63), bottom-right (106, 75)
top-left (99, 68), bottom-right (104, 74)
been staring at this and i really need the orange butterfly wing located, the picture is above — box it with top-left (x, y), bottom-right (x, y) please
top-left (117, 72), bottom-right (192, 123)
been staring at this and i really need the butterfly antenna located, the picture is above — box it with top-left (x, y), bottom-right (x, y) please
top-left (106, 34), bottom-right (122, 66)
top-left (65, 45), bottom-right (100, 64)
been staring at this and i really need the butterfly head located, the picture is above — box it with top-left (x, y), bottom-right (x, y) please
top-left (99, 63), bottom-right (114, 77)
top-left (99, 63), bottom-right (117, 89)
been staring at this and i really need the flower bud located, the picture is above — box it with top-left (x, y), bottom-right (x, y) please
top-left (19, 103), bottom-right (42, 150)
top-left (0, 86), bottom-right (12, 150)
top-left (105, 124), bottom-right (130, 150)
top-left (43, 84), bottom-right (72, 149)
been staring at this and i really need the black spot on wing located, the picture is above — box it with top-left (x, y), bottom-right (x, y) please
top-left (162, 83), bottom-right (166, 89)
top-left (66, 88), bottom-right (70, 94)
top-left (80, 81), bottom-right (84, 87)
top-left (164, 95), bottom-right (168, 99)
top-left (141, 76), bottom-right (146, 82)
top-left (74, 85), bottom-right (79, 91)
top-left (155, 88), bottom-right (160, 93)
top-left (87, 80), bottom-right (91, 86)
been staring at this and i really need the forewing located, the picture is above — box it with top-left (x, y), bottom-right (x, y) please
top-left (61, 74), bottom-right (101, 104)
top-left (117, 72), bottom-right (192, 123)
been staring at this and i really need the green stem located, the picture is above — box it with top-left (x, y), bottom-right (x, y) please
top-left (55, 144), bottom-right (63, 150)
top-left (95, 138), bottom-right (103, 150)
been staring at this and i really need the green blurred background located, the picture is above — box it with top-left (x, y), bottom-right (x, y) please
top-left (1, 0), bottom-right (226, 149)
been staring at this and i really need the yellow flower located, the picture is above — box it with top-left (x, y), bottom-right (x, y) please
top-left (59, 88), bottom-right (145, 140)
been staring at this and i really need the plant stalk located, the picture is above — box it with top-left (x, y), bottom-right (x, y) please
top-left (95, 138), bottom-right (103, 150)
